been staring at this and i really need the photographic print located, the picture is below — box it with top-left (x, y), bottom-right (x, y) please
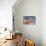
top-left (23, 16), bottom-right (36, 25)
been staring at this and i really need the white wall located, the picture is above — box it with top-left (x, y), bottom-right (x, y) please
top-left (0, 0), bottom-right (16, 29)
top-left (41, 0), bottom-right (46, 46)
top-left (13, 0), bottom-right (46, 46)
top-left (13, 0), bottom-right (41, 46)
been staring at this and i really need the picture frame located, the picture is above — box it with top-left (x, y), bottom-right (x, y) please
top-left (23, 16), bottom-right (36, 25)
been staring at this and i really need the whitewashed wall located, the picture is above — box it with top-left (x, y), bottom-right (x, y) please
top-left (13, 0), bottom-right (41, 46)
top-left (41, 0), bottom-right (46, 46)
top-left (13, 0), bottom-right (46, 46)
